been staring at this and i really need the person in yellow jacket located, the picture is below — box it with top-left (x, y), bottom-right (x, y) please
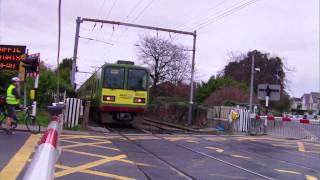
top-left (5, 77), bottom-right (21, 135)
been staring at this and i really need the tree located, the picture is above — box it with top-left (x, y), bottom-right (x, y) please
top-left (136, 36), bottom-right (191, 87)
top-left (222, 50), bottom-right (291, 112)
top-left (196, 76), bottom-right (248, 103)
top-left (223, 50), bottom-right (287, 93)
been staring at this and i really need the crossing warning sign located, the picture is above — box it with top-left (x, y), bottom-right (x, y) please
top-left (0, 45), bottom-right (26, 70)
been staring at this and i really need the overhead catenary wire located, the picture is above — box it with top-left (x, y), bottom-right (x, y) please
top-left (174, 0), bottom-right (230, 30)
top-left (186, 0), bottom-right (261, 31)
top-left (79, 36), bottom-right (114, 45)
top-left (112, 0), bottom-right (155, 45)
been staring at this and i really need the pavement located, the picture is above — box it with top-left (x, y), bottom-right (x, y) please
top-left (0, 127), bottom-right (319, 180)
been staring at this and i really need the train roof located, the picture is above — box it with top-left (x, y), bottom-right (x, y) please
top-left (102, 62), bottom-right (149, 71)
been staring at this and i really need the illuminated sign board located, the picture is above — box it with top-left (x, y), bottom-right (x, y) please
top-left (0, 45), bottom-right (26, 70)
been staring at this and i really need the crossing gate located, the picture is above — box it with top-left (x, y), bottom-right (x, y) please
top-left (233, 109), bottom-right (250, 132)
top-left (64, 98), bottom-right (83, 128)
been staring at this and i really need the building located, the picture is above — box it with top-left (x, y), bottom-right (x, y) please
top-left (301, 92), bottom-right (320, 112)
top-left (290, 97), bottom-right (302, 110)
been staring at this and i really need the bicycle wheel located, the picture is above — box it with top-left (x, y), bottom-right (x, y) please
top-left (25, 115), bottom-right (40, 133)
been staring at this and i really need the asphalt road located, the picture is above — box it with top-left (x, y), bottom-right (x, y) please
top-left (0, 129), bottom-right (319, 180)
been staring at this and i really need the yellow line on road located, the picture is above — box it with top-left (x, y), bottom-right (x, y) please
top-left (0, 134), bottom-right (41, 180)
top-left (61, 141), bottom-right (111, 149)
top-left (231, 155), bottom-right (251, 159)
top-left (63, 149), bottom-right (150, 167)
top-left (297, 142), bottom-right (305, 152)
top-left (54, 154), bottom-right (126, 177)
top-left (206, 147), bottom-right (224, 153)
top-left (274, 169), bottom-right (301, 175)
top-left (306, 175), bottom-right (318, 180)
top-left (55, 164), bottom-right (136, 180)
top-left (61, 139), bottom-right (119, 151)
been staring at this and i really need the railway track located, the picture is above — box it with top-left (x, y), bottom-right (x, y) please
top-left (106, 122), bottom-right (275, 180)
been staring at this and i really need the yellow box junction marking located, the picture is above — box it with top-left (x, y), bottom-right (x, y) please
top-left (231, 155), bottom-right (251, 159)
top-left (297, 142), bottom-right (305, 152)
top-left (56, 164), bottom-right (135, 180)
top-left (274, 169), bottom-right (301, 175)
top-left (0, 134), bottom-right (41, 180)
top-left (306, 175), bottom-right (318, 180)
top-left (61, 139), bottom-right (120, 152)
top-left (63, 149), bottom-right (150, 167)
top-left (56, 134), bottom-right (151, 179)
top-left (206, 147), bottom-right (224, 153)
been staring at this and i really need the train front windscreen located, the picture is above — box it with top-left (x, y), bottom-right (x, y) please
top-left (127, 69), bottom-right (148, 91)
top-left (104, 67), bottom-right (125, 89)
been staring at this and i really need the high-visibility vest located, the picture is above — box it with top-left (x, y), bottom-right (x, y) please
top-left (6, 84), bottom-right (19, 105)
top-left (231, 110), bottom-right (238, 121)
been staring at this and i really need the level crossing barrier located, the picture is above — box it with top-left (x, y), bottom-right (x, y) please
top-left (23, 105), bottom-right (64, 180)
top-left (261, 115), bottom-right (320, 143)
top-left (229, 108), bottom-right (320, 143)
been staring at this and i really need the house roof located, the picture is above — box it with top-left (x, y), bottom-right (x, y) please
top-left (291, 97), bottom-right (301, 101)
top-left (310, 92), bottom-right (320, 102)
top-left (301, 94), bottom-right (310, 104)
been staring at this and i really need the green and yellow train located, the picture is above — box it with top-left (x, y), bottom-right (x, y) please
top-left (77, 60), bottom-right (149, 123)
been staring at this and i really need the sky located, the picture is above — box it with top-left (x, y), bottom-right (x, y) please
top-left (0, 0), bottom-right (319, 97)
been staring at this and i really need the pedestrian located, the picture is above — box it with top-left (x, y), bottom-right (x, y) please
top-left (5, 77), bottom-right (21, 135)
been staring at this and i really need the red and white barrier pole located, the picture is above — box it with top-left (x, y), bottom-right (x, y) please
top-left (23, 116), bottom-right (62, 180)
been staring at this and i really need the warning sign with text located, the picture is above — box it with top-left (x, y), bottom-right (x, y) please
top-left (0, 45), bottom-right (26, 70)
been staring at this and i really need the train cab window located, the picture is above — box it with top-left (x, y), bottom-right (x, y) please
top-left (104, 67), bottom-right (125, 89)
top-left (128, 69), bottom-right (147, 91)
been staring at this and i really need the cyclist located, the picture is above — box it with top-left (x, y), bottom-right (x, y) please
top-left (4, 77), bottom-right (21, 135)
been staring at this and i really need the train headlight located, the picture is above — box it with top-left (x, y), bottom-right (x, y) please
top-left (134, 98), bottom-right (145, 103)
top-left (103, 95), bottom-right (115, 101)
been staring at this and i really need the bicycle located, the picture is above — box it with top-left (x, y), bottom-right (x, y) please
top-left (0, 104), bottom-right (40, 134)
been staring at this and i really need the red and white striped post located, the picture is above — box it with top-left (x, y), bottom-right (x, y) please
top-left (23, 115), bottom-right (62, 180)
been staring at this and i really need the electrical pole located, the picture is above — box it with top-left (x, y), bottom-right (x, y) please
top-left (71, 17), bottom-right (82, 89)
top-left (187, 31), bottom-right (197, 126)
top-left (249, 54), bottom-right (254, 112)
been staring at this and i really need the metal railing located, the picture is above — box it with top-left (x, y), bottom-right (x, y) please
top-left (249, 115), bottom-right (320, 143)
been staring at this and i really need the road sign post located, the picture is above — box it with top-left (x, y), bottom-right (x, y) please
top-left (258, 84), bottom-right (281, 134)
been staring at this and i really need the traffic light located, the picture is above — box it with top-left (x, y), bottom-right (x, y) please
top-left (22, 57), bottom-right (39, 73)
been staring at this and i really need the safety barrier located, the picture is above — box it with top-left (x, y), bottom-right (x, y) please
top-left (23, 115), bottom-right (62, 180)
top-left (250, 115), bottom-right (320, 143)
top-left (64, 98), bottom-right (83, 128)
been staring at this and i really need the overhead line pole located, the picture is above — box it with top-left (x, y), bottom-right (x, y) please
top-left (71, 17), bottom-right (197, 125)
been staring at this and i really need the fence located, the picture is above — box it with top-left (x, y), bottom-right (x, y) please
top-left (233, 109), bottom-right (250, 132)
top-left (64, 98), bottom-right (83, 128)
top-left (210, 107), bottom-right (320, 143)
top-left (263, 116), bottom-right (320, 143)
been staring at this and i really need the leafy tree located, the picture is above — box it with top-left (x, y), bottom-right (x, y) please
top-left (223, 50), bottom-right (287, 93)
top-left (196, 76), bottom-right (248, 103)
top-left (222, 50), bottom-right (291, 112)
top-left (136, 36), bottom-right (191, 87)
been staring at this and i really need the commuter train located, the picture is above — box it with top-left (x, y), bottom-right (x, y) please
top-left (77, 60), bottom-right (150, 123)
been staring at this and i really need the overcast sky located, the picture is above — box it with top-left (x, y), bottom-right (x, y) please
top-left (0, 0), bottom-right (319, 97)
